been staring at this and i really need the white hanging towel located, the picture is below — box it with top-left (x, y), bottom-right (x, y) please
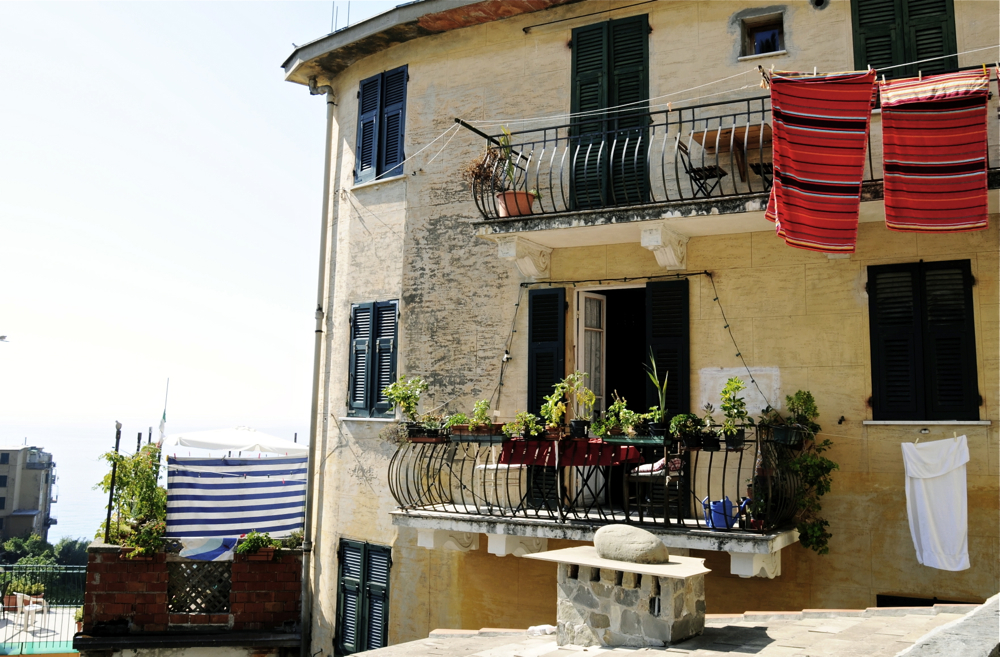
top-left (901, 435), bottom-right (970, 571)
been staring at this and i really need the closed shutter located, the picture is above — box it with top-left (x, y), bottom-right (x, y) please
top-left (920, 261), bottom-right (978, 420)
top-left (527, 288), bottom-right (566, 416)
top-left (852, 0), bottom-right (904, 76)
top-left (355, 75), bottom-right (381, 184)
top-left (379, 66), bottom-right (407, 179)
top-left (868, 265), bottom-right (924, 419)
top-left (364, 546), bottom-right (391, 651)
top-left (645, 280), bottom-right (689, 420)
top-left (608, 15), bottom-right (649, 206)
top-left (902, 0), bottom-right (957, 75)
top-left (348, 303), bottom-right (374, 415)
top-left (371, 301), bottom-right (399, 417)
top-left (336, 540), bottom-right (364, 654)
top-left (571, 22), bottom-right (608, 210)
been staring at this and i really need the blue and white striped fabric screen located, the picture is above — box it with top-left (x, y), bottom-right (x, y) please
top-left (166, 456), bottom-right (307, 538)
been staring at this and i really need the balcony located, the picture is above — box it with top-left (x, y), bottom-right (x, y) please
top-left (466, 93), bottom-right (1000, 247)
top-left (389, 431), bottom-right (802, 577)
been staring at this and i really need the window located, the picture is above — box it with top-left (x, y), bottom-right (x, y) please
top-left (336, 539), bottom-right (390, 655)
top-left (0, 477), bottom-right (8, 488)
top-left (0, 454), bottom-right (9, 465)
top-left (741, 14), bottom-right (784, 57)
top-left (0, 498), bottom-right (6, 510)
top-left (570, 15), bottom-right (650, 209)
top-left (852, 0), bottom-right (957, 78)
top-left (868, 260), bottom-right (979, 420)
top-left (354, 66), bottom-right (408, 184)
top-left (348, 301), bottom-right (399, 417)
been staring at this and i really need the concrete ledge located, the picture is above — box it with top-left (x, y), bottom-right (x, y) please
top-left (896, 594), bottom-right (1000, 657)
top-left (73, 631), bottom-right (301, 651)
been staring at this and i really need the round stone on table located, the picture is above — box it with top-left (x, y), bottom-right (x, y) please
top-left (594, 524), bottom-right (670, 564)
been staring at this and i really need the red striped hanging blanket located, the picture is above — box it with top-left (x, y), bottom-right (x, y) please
top-left (765, 70), bottom-right (877, 253)
top-left (879, 70), bottom-right (990, 233)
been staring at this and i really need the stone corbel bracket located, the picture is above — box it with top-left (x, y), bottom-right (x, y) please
top-left (416, 529), bottom-right (480, 552)
top-left (641, 223), bottom-right (689, 270)
top-left (496, 236), bottom-right (552, 280)
top-left (729, 550), bottom-right (782, 579)
top-left (487, 534), bottom-right (548, 558)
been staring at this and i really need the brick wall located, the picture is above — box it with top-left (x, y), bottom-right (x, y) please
top-left (83, 545), bottom-right (302, 633)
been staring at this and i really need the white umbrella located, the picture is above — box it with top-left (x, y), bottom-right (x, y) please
top-left (160, 426), bottom-right (307, 456)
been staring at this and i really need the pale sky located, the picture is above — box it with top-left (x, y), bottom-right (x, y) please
top-left (0, 1), bottom-right (398, 538)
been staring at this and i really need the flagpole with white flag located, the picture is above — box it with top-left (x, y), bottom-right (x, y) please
top-left (158, 379), bottom-right (169, 444)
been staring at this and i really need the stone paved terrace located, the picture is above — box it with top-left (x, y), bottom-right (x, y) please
top-left (356, 603), bottom-right (998, 657)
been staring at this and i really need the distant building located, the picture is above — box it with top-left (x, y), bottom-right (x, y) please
top-left (0, 446), bottom-right (56, 542)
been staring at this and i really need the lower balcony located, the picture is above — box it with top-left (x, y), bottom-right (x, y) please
top-left (389, 432), bottom-right (801, 578)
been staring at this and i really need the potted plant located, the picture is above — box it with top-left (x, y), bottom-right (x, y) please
top-left (592, 392), bottom-right (639, 438)
top-left (121, 518), bottom-right (165, 560)
top-left (382, 375), bottom-right (429, 433)
top-left (561, 371), bottom-right (596, 438)
top-left (502, 411), bottom-right (544, 439)
top-left (669, 412), bottom-right (703, 449)
top-left (719, 377), bottom-right (753, 451)
top-left (539, 386), bottom-right (567, 439)
top-left (644, 350), bottom-right (669, 436)
top-left (785, 429), bottom-right (838, 554)
top-left (494, 127), bottom-right (540, 217)
top-left (468, 399), bottom-right (502, 435)
top-left (236, 530), bottom-right (281, 561)
top-left (443, 412), bottom-right (469, 434)
top-left (75, 606), bottom-right (84, 633)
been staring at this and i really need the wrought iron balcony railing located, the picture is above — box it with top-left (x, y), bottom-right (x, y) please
top-left (389, 430), bottom-right (800, 535)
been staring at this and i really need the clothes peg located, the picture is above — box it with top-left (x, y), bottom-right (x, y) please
top-left (918, 71), bottom-right (922, 81)
top-left (813, 66), bottom-right (817, 76)
top-left (981, 64), bottom-right (987, 77)
top-left (882, 74), bottom-right (886, 84)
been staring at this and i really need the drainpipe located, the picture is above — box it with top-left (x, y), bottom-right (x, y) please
top-left (302, 76), bottom-right (336, 657)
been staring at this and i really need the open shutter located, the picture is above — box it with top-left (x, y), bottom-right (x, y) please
top-left (645, 280), bottom-right (689, 421)
top-left (902, 0), bottom-right (957, 76)
top-left (868, 265), bottom-right (925, 420)
top-left (608, 15), bottom-right (649, 206)
top-left (852, 0), bottom-right (905, 77)
top-left (354, 74), bottom-right (381, 184)
top-left (371, 301), bottom-right (399, 417)
top-left (364, 545), bottom-right (391, 651)
top-left (379, 66), bottom-right (407, 179)
top-left (348, 303), bottom-right (374, 415)
top-left (336, 540), bottom-right (364, 655)
top-left (527, 288), bottom-right (566, 416)
top-left (920, 261), bottom-right (978, 420)
top-left (570, 22), bottom-right (608, 210)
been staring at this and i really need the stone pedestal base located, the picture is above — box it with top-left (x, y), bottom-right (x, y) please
top-left (555, 563), bottom-right (705, 648)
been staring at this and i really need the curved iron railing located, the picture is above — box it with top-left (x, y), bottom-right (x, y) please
top-left (388, 430), bottom-right (800, 533)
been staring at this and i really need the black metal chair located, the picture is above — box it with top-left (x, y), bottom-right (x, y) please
top-left (677, 141), bottom-right (728, 198)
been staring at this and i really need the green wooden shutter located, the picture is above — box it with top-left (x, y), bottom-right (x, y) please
top-left (570, 22), bottom-right (608, 210)
top-left (608, 15), bottom-right (649, 206)
top-left (527, 288), bottom-right (566, 416)
top-left (852, 0), bottom-right (905, 76)
top-left (354, 74), bottom-right (381, 184)
top-left (348, 303), bottom-right (374, 415)
top-left (364, 545), bottom-right (391, 650)
top-left (868, 264), bottom-right (925, 420)
top-left (645, 280), bottom-right (689, 421)
top-left (336, 540), bottom-right (364, 654)
top-left (920, 261), bottom-right (978, 420)
top-left (371, 301), bottom-right (398, 417)
top-left (379, 66), bottom-right (407, 179)
top-left (902, 0), bottom-right (957, 76)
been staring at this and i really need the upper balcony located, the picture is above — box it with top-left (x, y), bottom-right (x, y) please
top-left (467, 93), bottom-right (1000, 248)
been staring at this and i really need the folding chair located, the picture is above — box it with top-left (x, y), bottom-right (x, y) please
top-left (677, 141), bottom-right (728, 198)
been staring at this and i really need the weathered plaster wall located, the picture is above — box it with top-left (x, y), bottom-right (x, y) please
top-left (303, 0), bottom-right (1000, 651)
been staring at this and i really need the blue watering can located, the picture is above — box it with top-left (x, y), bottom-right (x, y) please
top-left (701, 496), bottom-right (750, 530)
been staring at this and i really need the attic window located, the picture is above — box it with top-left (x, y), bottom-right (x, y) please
top-left (742, 14), bottom-right (784, 57)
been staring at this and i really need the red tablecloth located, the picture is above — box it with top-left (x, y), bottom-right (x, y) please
top-left (499, 439), bottom-right (642, 467)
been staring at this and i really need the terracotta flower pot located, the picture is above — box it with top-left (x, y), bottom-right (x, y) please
top-left (495, 191), bottom-right (536, 217)
top-left (247, 547), bottom-right (276, 562)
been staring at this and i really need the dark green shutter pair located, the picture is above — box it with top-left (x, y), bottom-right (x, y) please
top-left (868, 260), bottom-right (979, 420)
top-left (852, 0), bottom-right (957, 78)
top-left (336, 540), bottom-right (391, 655)
top-left (354, 66), bottom-right (407, 183)
top-left (527, 280), bottom-right (689, 418)
top-left (570, 15), bottom-right (650, 209)
top-left (348, 301), bottom-right (398, 417)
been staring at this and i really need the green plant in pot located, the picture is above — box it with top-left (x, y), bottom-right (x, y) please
top-left (592, 392), bottom-right (640, 438)
top-left (236, 530), bottom-right (280, 559)
top-left (669, 413), bottom-right (703, 447)
top-left (644, 349), bottom-right (670, 436)
top-left (561, 372), bottom-right (596, 438)
top-left (443, 413), bottom-right (469, 433)
top-left (382, 375), bottom-right (428, 436)
top-left (490, 127), bottom-right (540, 218)
top-left (719, 377), bottom-right (754, 451)
top-left (539, 385), bottom-right (568, 439)
top-left (700, 402), bottom-right (721, 452)
top-left (467, 399), bottom-right (495, 435)
top-left (420, 413), bottom-right (445, 439)
top-left (502, 411), bottom-right (543, 439)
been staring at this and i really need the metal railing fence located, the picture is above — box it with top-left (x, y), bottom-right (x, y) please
top-left (0, 564), bottom-right (86, 653)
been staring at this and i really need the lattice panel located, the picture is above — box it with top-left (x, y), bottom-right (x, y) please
top-left (168, 561), bottom-right (232, 614)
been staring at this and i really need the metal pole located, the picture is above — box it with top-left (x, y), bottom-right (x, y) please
top-left (104, 422), bottom-right (122, 544)
top-left (148, 427), bottom-right (152, 445)
top-left (137, 432), bottom-right (142, 453)
top-left (300, 80), bottom-right (337, 657)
